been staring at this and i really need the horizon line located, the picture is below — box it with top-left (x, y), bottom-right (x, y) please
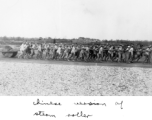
top-left (0, 36), bottom-right (152, 41)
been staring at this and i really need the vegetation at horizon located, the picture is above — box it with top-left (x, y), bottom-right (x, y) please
top-left (0, 36), bottom-right (152, 46)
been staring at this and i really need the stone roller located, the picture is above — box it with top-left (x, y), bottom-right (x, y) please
top-left (1, 46), bottom-right (18, 58)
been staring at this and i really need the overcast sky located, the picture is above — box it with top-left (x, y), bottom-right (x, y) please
top-left (0, 0), bottom-right (152, 40)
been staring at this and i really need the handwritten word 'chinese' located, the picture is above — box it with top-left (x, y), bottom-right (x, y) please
top-left (33, 99), bottom-right (61, 106)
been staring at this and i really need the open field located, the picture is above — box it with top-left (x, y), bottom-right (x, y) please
top-left (0, 55), bottom-right (152, 96)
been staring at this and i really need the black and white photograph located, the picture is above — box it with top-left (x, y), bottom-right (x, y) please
top-left (0, 0), bottom-right (152, 96)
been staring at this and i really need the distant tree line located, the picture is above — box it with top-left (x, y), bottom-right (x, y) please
top-left (0, 36), bottom-right (152, 46)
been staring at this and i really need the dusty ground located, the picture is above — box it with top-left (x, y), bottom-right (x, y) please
top-left (0, 55), bottom-right (152, 96)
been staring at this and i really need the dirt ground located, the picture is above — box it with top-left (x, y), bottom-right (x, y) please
top-left (0, 53), bottom-right (152, 96)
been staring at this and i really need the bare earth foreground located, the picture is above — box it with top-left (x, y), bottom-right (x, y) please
top-left (0, 56), bottom-right (152, 96)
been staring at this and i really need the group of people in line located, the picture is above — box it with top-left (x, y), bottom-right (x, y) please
top-left (18, 42), bottom-right (152, 63)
